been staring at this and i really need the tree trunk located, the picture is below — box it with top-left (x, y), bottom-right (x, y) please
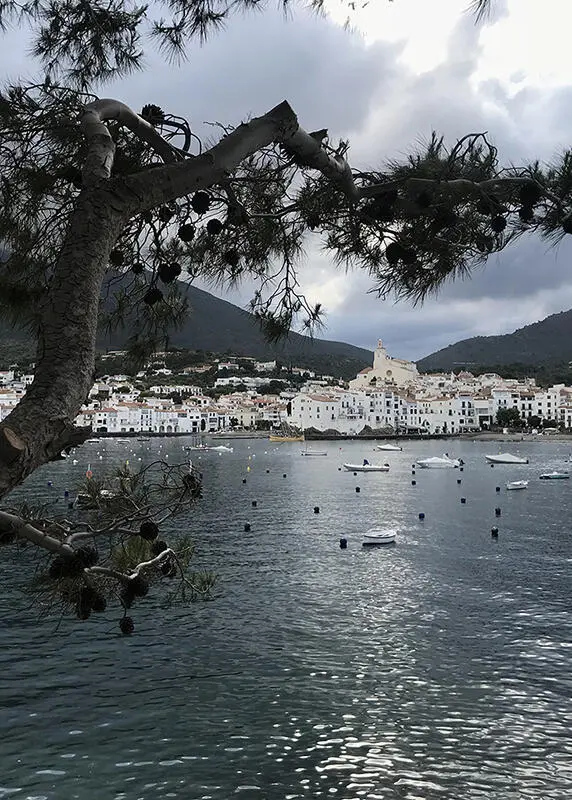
top-left (0, 187), bottom-right (127, 499)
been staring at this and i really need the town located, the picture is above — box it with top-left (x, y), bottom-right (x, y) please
top-left (1, 339), bottom-right (571, 436)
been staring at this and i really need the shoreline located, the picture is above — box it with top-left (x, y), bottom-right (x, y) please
top-left (88, 431), bottom-right (572, 443)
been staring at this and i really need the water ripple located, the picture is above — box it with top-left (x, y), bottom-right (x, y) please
top-left (1, 438), bottom-right (572, 798)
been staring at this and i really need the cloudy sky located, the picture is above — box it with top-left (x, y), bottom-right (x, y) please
top-left (5, 0), bottom-right (572, 360)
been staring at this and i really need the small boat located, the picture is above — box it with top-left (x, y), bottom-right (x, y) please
top-left (485, 453), bottom-right (529, 464)
top-left (363, 528), bottom-right (397, 546)
top-left (343, 460), bottom-right (390, 472)
top-left (137, 437), bottom-right (150, 442)
top-left (300, 450), bottom-right (328, 457)
top-left (506, 480), bottom-right (529, 490)
top-left (85, 438), bottom-right (100, 443)
top-left (269, 434), bottom-right (305, 442)
top-left (416, 455), bottom-right (463, 469)
top-left (539, 471), bottom-right (570, 480)
top-left (184, 444), bottom-right (233, 453)
top-left (376, 443), bottom-right (402, 451)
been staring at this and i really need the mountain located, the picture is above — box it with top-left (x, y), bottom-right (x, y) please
top-left (0, 284), bottom-right (373, 380)
top-left (417, 310), bottom-right (572, 371)
top-left (158, 286), bottom-right (373, 378)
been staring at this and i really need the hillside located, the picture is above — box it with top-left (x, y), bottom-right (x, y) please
top-left (417, 310), bottom-right (572, 371)
top-left (0, 284), bottom-right (373, 380)
top-left (153, 285), bottom-right (373, 378)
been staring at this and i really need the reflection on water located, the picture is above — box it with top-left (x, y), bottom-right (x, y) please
top-left (1, 437), bottom-right (572, 798)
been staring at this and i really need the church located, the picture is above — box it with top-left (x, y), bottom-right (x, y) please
top-left (348, 339), bottom-right (419, 390)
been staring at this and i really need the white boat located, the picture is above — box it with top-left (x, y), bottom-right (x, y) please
top-left (506, 480), bottom-right (529, 490)
top-left (485, 453), bottom-right (529, 464)
top-left (300, 450), bottom-right (328, 457)
top-left (376, 443), bottom-right (402, 451)
top-left (363, 528), bottom-right (397, 546)
top-left (343, 461), bottom-right (390, 472)
top-left (184, 444), bottom-right (233, 453)
top-left (539, 471), bottom-right (570, 480)
top-left (416, 455), bottom-right (463, 469)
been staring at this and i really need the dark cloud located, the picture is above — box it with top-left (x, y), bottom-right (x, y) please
top-left (3, 2), bottom-right (572, 362)
top-left (116, 9), bottom-right (572, 361)
top-left (120, 8), bottom-right (402, 139)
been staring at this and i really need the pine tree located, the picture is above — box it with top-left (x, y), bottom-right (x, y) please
top-left (0, 0), bottom-right (570, 624)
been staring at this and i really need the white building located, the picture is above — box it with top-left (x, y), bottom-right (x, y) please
top-left (254, 360), bottom-right (276, 373)
top-left (148, 384), bottom-right (203, 396)
top-left (228, 407), bottom-right (260, 428)
top-left (349, 339), bottom-right (419, 390)
top-left (0, 370), bottom-right (15, 385)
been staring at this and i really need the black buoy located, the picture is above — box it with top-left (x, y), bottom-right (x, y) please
top-left (412, 470), bottom-right (416, 475)
top-left (495, 507), bottom-right (501, 517)
top-left (338, 467), bottom-right (341, 471)
top-left (418, 512), bottom-right (425, 520)
top-left (68, 502), bottom-right (74, 510)
top-left (460, 467), bottom-right (464, 472)
top-left (252, 500), bottom-right (257, 507)
top-left (64, 489), bottom-right (69, 498)
top-left (412, 480), bottom-right (416, 486)
top-left (461, 497), bottom-right (466, 504)
top-left (491, 526), bottom-right (499, 538)
top-left (266, 469), bottom-right (270, 473)
top-left (490, 464), bottom-right (494, 468)
top-left (495, 486), bottom-right (501, 492)
top-left (314, 506), bottom-right (320, 514)
top-left (340, 537), bottom-right (348, 549)
top-left (283, 474), bottom-right (287, 478)
top-left (244, 523), bottom-right (251, 532)
top-left (242, 478), bottom-right (247, 484)
top-left (353, 472), bottom-right (358, 476)
top-left (457, 478), bottom-right (462, 484)
top-left (355, 486), bottom-right (361, 493)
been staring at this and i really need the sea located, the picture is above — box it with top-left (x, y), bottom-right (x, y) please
top-left (1, 437), bottom-right (572, 799)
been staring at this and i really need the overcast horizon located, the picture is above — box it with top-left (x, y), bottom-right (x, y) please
top-left (5, 0), bottom-right (572, 361)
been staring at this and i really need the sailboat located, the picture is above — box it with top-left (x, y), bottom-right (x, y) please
top-left (300, 443), bottom-right (328, 456)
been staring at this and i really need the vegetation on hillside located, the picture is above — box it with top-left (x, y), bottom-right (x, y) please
top-left (418, 310), bottom-right (572, 372)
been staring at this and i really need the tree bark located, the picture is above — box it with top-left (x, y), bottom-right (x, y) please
top-left (0, 187), bottom-right (127, 499)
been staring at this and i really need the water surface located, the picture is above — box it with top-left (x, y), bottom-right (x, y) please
top-left (1, 437), bottom-right (571, 799)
